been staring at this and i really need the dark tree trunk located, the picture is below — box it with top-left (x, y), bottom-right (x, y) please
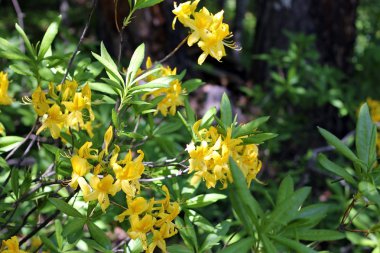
top-left (252, 0), bottom-right (358, 84)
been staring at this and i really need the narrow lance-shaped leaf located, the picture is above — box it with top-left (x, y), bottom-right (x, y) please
top-left (356, 103), bottom-right (377, 171)
top-left (229, 157), bottom-right (261, 234)
top-left (184, 193), bottom-right (227, 208)
top-left (48, 198), bottom-right (83, 217)
top-left (219, 237), bottom-right (254, 253)
top-left (38, 16), bottom-right (61, 59)
top-left (87, 221), bottom-right (111, 248)
top-left (318, 127), bottom-right (358, 162)
top-left (270, 235), bottom-right (317, 253)
top-left (233, 116), bottom-right (270, 138)
top-left (15, 23), bottom-right (36, 58)
top-left (126, 43), bottom-right (145, 86)
top-left (220, 93), bottom-right (232, 127)
top-left (135, 0), bottom-right (163, 9)
top-left (318, 153), bottom-right (356, 185)
top-left (276, 175), bottom-right (294, 206)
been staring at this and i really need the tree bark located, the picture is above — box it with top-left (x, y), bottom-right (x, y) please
top-left (252, 0), bottom-right (358, 84)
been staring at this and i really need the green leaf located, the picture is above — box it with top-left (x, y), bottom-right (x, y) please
top-left (318, 154), bottom-right (356, 185)
top-left (182, 78), bottom-right (204, 93)
top-left (184, 194), bottom-right (227, 208)
top-left (0, 136), bottom-right (24, 153)
top-left (233, 116), bottom-right (270, 138)
top-left (282, 229), bottom-right (345, 241)
top-left (200, 233), bottom-right (220, 252)
top-left (15, 23), bottom-right (36, 58)
top-left (220, 93), bottom-right (233, 127)
top-left (241, 133), bottom-right (278, 144)
top-left (0, 156), bottom-right (9, 170)
top-left (176, 216), bottom-right (198, 252)
top-left (126, 43), bottom-right (145, 85)
top-left (89, 82), bottom-right (117, 95)
top-left (63, 218), bottom-right (86, 243)
top-left (48, 198), bottom-right (83, 217)
top-left (260, 234), bottom-right (278, 253)
top-left (40, 235), bottom-right (59, 253)
top-left (11, 168), bottom-right (19, 198)
top-left (200, 107), bottom-right (217, 129)
top-left (318, 127), bottom-right (358, 162)
top-left (184, 98), bottom-right (196, 125)
top-left (87, 221), bottom-right (111, 248)
top-left (166, 245), bottom-right (193, 253)
top-left (263, 187), bottom-right (311, 233)
top-left (129, 75), bottom-right (176, 92)
top-left (359, 181), bottom-right (380, 208)
top-left (131, 66), bottom-right (161, 85)
top-left (229, 158), bottom-right (261, 236)
top-left (92, 42), bottom-right (124, 85)
top-left (55, 220), bottom-right (63, 249)
top-left (270, 236), bottom-right (317, 253)
top-left (219, 237), bottom-right (254, 253)
top-left (135, 0), bottom-right (163, 9)
top-left (276, 175), bottom-right (294, 206)
top-left (38, 17), bottom-right (61, 59)
top-left (0, 51), bottom-right (30, 61)
top-left (187, 210), bottom-right (215, 233)
top-left (356, 103), bottom-right (377, 170)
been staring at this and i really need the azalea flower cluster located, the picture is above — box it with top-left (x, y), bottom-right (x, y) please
top-left (117, 186), bottom-right (180, 252)
top-left (186, 120), bottom-right (262, 189)
top-left (0, 236), bottom-right (27, 253)
top-left (172, 0), bottom-right (239, 65)
top-left (367, 98), bottom-right (380, 154)
top-left (141, 57), bottom-right (184, 116)
top-left (0, 71), bottom-right (12, 105)
top-left (68, 126), bottom-right (180, 252)
top-left (69, 126), bottom-right (145, 212)
top-left (28, 80), bottom-right (94, 139)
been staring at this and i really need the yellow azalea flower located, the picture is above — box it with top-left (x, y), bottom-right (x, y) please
top-left (187, 123), bottom-right (262, 188)
top-left (60, 80), bottom-right (78, 101)
top-left (155, 80), bottom-right (184, 116)
top-left (78, 141), bottom-right (98, 160)
top-left (69, 155), bottom-right (91, 196)
top-left (0, 236), bottom-right (28, 253)
top-left (62, 92), bottom-right (87, 128)
top-left (148, 223), bottom-right (178, 253)
top-left (128, 214), bottom-right (156, 250)
top-left (81, 83), bottom-right (94, 121)
top-left (0, 72), bottom-right (12, 105)
top-left (197, 22), bottom-right (229, 65)
top-left (186, 7), bottom-right (213, 46)
top-left (104, 126), bottom-right (113, 154)
top-left (84, 121), bottom-right (94, 138)
top-left (85, 175), bottom-right (119, 212)
top-left (36, 104), bottom-right (67, 139)
top-left (113, 150), bottom-right (145, 197)
top-left (32, 87), bottom-right (50, 116)
top-left (48, 82), bottom-right (59, 100)
top-left (172, 1), bottom-right (239, 65)
top-left (172, 0), bottom-right (200, 29)
top-left (117, 197), bottom-right (151, 222)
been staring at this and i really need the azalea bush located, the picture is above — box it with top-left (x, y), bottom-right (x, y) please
top-left (0, 0), bottom-right (376, 252)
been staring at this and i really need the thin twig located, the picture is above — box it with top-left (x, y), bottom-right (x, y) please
top-left (61, 0), bottom-right (98, 84)
top-left (11, 0), bottom-right (25, 52)
top-left (6, 120), bottom-right (37, 160)
top-left (158, 35), bottom-right (189, 64)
